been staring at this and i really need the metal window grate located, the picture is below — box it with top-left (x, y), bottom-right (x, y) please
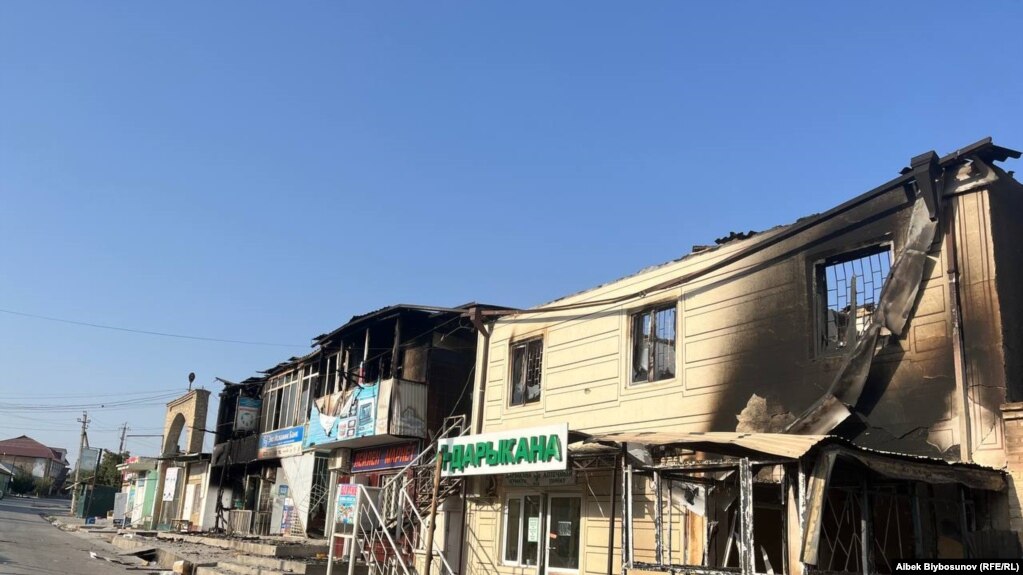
top-left (820, 246), bottom-right (892, 351)
top-left (510, 339), bottom-right (543, 406)
top-left (632, 305), bottom-right (677, 383)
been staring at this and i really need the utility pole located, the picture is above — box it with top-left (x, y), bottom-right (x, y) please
top-left (423, 450), bottom-right (444, 575)
top-left (70, 411), bottom-right (90, 515)
top-left (118, 423), bottom-right (129, 454)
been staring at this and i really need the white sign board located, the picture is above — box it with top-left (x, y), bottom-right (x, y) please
top-left (438, 423), bottom-right (568, 477)
top-left (162, 467), bottom-right (179, 502)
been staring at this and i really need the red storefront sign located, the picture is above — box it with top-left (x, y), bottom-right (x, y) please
top-left (351, 442), bottom-right (419, 473)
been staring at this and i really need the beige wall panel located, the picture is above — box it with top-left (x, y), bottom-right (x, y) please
top-left (683, 267), bottom-right (793, 314)
top-left (914, 320), bottom-right (950, 354)
top-left (477, 524), bottom-right (495, 541)
top-left (546, 357), bottom-right (620, 390)
top-left (684, 286), bottom-right (799, 338)
top-left (488, 339), bottom-right (509, 364)
top-left (486, 361), bottom-right (506, 403)
top-left (548, 313), bottom-right (621, 347)
top-left (915, 284), bottom-right (947, 317)
top-left (546, 380), bottom-right (619, 412)
top-left (957, 192), bottom-right (994, 286)
top-left (683, 357), bottom-right (777, 394)
top-left (485, 403), bottom-right (503, 424)
top-left (684, 318), bottom-right (798, 363)
top-left (546, 334), bottom-right (620, 370)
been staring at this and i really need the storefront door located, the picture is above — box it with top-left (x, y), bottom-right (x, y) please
top-left (544, 495), bottom-right (581, 574)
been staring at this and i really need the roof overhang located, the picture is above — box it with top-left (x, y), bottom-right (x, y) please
top-left (305, 433), bottom-right (422, 452)
top-left (583, 431), bottom-right (1006, 491)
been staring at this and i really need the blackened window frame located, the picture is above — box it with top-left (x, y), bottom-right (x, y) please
top-left (509, 337), bottom-right (544, 407)
top-left (630, 302), bottom-right (678, 385)
top-left (814, 243), bottom-right (893, 356)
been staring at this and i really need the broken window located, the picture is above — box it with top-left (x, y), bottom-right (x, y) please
top-left (509, 338), bottom-right (543, 406)
top-left (632, 304), bottom-right (677, 383)
top-left (262, 369), bottom-right (303, 432)
top-left (818, 245), bottom-right (892, 352)
top-left (297, 364), bottom-right (318, 425)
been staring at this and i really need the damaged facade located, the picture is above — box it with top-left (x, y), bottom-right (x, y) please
top-left (204, 303), bottom-right (499, 543)
top-left (131, 139), bottom-right (1023, 574)
top-left (456, 138), bottom-right (1023, 574)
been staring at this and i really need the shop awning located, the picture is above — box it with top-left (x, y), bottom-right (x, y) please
top-left (584, 431), bottom-right (829, 459)
top-left (583, 430), bottom-right (1005, 491)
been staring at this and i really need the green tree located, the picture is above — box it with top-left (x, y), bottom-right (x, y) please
top-left (32, 477), bottom-right (53, 496)
top-left (11, 471), bottom-right (35, 494)
top-left (95, 451), bottom-right (128, 487)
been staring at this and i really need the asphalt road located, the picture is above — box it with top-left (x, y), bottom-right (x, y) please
top-left (0, 496), bottom-right (143, 575)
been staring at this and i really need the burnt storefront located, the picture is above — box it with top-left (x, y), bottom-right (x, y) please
top-left (460, 138), bottom-right (1023, 574)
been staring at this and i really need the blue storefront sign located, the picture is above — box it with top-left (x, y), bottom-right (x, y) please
top-left (305, 385), bottom-right (379, 448)
top-left (258, 425), bottom-right (305, 459)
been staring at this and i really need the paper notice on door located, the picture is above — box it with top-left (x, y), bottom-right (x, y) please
top-left (557, 520), bottom-right (572, 537)
top-left (527, 517), bottom-right (540, 542)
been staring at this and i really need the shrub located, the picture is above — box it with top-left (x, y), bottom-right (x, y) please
top-left (33, 477), bottom-right (54, 496)
top-left (11, 471), bottom-right (34, 494)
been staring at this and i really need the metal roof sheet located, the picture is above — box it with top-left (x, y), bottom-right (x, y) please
top-left (583, 430), bottom-right (1006, 490)
top-left (0, 435), bottom-right (65, 461)
top-left (585, 431), bottom-right (830, 459)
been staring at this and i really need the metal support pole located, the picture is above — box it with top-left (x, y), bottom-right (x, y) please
top-left (668, 478), bottom-right (674, 566)
top-left (654, 470), bottom-right (663, 566)
top-left (347, 488), bottom-right (361, 575)
top-left (468, 306), bottom-right (491, 431)
top-left (626, 463), bottom-right (634, 573)
top-left (860, 480), bottom-right (873, 575)
top-left (391, 316), bottom-right (402, 380)
top-left (607, 454), bottom-right (619, 575)
top-left (739, 458), bottom-right (754, 575)
top-left (423, 449), bottom-right (444, 575)
top-left (959, 486), bottom-right (971, 559)
top-left (620, 451), bottom-right (629, 575)
top-left (911, 483), bottom-right (925, 558)
top-left (361, 329), bottom-right (370, 384)
top-left (781, 472), bottom-right (789, 575)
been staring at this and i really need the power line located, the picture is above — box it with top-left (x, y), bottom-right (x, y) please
top-left (0, 307), bottom-right (307, 348)
top-left (0, 392), bottom-right (183, 412)
top-left (0, 387), bottom-right (186, 400)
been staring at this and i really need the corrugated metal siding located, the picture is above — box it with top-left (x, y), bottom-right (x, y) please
top-left (389, 379), bottom-right (429, 438)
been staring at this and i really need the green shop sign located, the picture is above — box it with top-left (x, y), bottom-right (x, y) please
top-left (438, 423), bottom-right (569, 477)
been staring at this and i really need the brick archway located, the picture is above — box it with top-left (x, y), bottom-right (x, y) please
top-left (161, 389), bottom-right (210, 456)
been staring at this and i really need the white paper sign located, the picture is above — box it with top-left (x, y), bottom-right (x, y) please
top-left (557, 520), bottom-right (573, 537)
top-left (527, 517), bottom-right (540, 542)
top-left (162, 468), bottom-right (179, 502)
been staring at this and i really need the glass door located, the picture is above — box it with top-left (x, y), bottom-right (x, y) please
top-left (545, 495), bottom-right (581, 574)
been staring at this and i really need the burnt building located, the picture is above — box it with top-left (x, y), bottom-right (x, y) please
top-left (208, 303), bottom-right (502, 540)
top-left (208, 376), bottom-right (276, 535)
top-left (448, 138), bottom-right (1023, 574)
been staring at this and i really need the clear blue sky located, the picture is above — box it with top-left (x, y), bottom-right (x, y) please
top-left (2, 2), bottom-right (1021, 464)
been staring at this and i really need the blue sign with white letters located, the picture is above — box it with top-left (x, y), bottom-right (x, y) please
top-left (258, 426), bottom-right (305, 459)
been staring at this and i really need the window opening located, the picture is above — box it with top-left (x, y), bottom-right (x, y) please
top-left (503, 494), bottom-right (542, 566)
top-left (819, 245), bottom-right (892, 352)
top-left (510, 339), bottom-right (543, 406)
top-left (632, 304), bottom-right (677, 383)
top-left (547, 495), bottom-right (582, 570)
